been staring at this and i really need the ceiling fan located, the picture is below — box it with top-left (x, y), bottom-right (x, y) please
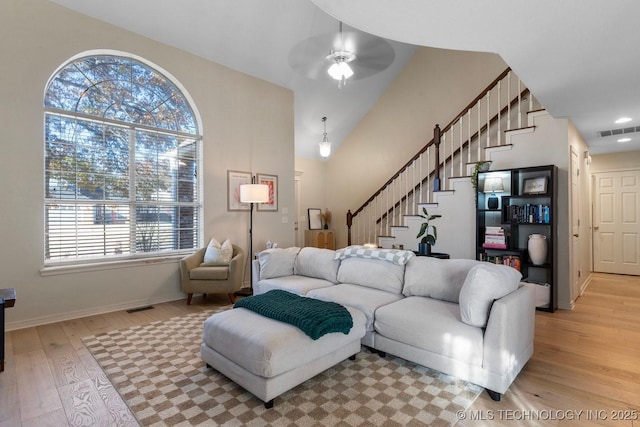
top-left (288, 22), bottom-right (396, 88)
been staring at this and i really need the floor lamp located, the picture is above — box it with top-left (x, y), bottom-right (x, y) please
top-left (235, 178), bottom-right (269, 297)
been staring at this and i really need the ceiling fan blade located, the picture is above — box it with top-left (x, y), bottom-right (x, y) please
top-left (288, 29), bottom-right (395, 81)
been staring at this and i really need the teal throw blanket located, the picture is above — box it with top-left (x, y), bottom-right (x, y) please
top-left (234, 290), bottom-right (353, 340)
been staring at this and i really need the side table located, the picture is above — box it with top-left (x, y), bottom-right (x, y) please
top-left (1, 288), bottom-right (16, 372)
top-left (412, 251), bottom-right (450, 259)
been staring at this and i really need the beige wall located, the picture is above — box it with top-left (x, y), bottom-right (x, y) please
top-left (0, 0), bottom-right (295, 328)
top-left (294, 158), bottom-right (328, 244)
top-left (322, 47), bottom-right (508, 247)
top-left (568, 121), bottom-right (592, 305)
top-left (590, 150), bottom-right (640, 173)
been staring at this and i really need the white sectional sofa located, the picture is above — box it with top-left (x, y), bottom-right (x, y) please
top-left (252, 246), bottom-right (536, 401)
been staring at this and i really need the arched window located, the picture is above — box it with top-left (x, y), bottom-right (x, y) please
top-left (44, 53), bottom-right (202, 265)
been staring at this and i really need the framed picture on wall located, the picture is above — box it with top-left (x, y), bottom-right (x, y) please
top-left (256, 173), bottom-right (278, 211)
top-left (227, 170), bottom-right (251, 211)
top-left (523, 176), bottom-right (548, 194)
top-left (308, 208), bottom-right (322, 230)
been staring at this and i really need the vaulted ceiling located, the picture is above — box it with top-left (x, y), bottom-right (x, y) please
top-left (50, 0), bottom-right (640, 158)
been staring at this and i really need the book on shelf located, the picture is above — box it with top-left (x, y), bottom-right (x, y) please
top-left (478, 252), bottom-right (522, 271)
top-left (483, 226), bottom-right (506, 247)
top-left (482, 242), bottom-right (507, 249)
top-left (506, 204), bottom-right (551, 224)
top-left (485, 226), bottom-right (503, 234)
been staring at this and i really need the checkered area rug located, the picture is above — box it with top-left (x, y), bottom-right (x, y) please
top-left (83, 307), bottom-right (482, 426)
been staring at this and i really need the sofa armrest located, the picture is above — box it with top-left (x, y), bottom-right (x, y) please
top-left (482, 285), bottom-right (535, 375)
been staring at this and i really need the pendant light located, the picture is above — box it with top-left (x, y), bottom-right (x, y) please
top-left (319, 116), bottom-right (332, 159)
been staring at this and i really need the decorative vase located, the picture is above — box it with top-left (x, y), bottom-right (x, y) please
top-left (528, 234), bottom-right (547, 265)
top-left (418, 243), bottom-right (432, 255)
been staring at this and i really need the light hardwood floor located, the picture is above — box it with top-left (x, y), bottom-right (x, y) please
top-left (1, 273), bottom-right (638, 426)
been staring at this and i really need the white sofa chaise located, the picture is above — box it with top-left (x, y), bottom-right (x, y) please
top-left (252, 246), bottom-right (535, 401)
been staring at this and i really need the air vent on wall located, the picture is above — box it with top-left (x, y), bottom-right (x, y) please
top-left (598, 126), bottom-right (640, 137)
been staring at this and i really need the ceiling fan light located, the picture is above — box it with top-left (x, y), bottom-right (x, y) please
top-left (328, 60), bottom-right (354, 81)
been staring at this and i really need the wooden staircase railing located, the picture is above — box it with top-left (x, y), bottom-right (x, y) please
top-left (346, 67), bottom-right (539, 246)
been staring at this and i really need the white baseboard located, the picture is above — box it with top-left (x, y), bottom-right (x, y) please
top-left (5, 292), bottom-right (186, 331)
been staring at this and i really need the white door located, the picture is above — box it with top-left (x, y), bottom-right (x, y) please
top-left (593, 170), bottom-right (640, 275)
top-left (570, 147), bottom-right (581, 301)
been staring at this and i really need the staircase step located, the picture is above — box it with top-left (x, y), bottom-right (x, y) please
top-left (505, 126), bottom-right (535, 138)
top-left (528, 109), bottom-right (548, 126)
top-left (486, 144), bottom-right (513, 156)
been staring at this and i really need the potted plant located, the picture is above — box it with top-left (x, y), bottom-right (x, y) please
top-left (416, 207), bottom-right (442, 255)
top-left (320, 208), bottom-right (332, 229)
top-left (470, 161), bottom-right (491, 191)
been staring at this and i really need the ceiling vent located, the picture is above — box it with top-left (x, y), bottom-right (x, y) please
top-left (599, 126), bottom-right (640, 137)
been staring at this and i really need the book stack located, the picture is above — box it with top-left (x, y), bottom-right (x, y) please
top-left (502, 255), bottom-right (522, 271)
top-left (507, 204), bottom-right (551, 224)
top-left (482, 226), bottom-right (507, 249)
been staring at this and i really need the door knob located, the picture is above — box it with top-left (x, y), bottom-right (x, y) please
top-left (573, 234), bottom-right (579, 237)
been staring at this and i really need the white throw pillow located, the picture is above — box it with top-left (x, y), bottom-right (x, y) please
top-left (459, 263), bottom-right (522, 328)
top-left (203, 238), bottom-right (233, 265)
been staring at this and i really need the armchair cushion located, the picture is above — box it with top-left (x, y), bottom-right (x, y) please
top-left (189, 265), bottom-right (230, 280)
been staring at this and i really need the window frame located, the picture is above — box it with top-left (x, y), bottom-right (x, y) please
top-left (43, 52), bottom-right (203, 269)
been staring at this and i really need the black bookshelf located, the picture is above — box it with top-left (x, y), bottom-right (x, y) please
top-left (476, 165), bottom-right (557, 312)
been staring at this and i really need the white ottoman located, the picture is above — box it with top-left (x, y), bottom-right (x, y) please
top-left (201, 306), bottom-right (366, 408)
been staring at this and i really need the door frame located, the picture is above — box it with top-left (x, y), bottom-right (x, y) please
top-left (569, 146), bottom-right (581, 304)
top-left (592, 167), bottom-right (640, 275)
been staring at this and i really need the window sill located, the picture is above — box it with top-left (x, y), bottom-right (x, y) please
top-left (40, 254), bottom-right (185, 276)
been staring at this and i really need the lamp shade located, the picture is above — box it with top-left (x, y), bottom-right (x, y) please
top-left (483, 177), bottom-right (504, 193)
top-left (240, 183), bottom-right (269, 204)
top-left (319, 139), bottom-right (332, 158)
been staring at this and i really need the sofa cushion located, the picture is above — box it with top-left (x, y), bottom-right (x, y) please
top-left (374, 297), bottom-right (484, 367)
top-left (459, 263), bottom-right (522, 327)
top-left (294, 247), bottom-right (340, 283)
top-left (254, 275), bottom-right (334, 296)
top-left (307, 284), bottom-right (403, 332)
top-left (258, 247), bottom-right (301, 280)
top-left (189, 265), bottom-right (229, 280)
top-left (337, 257), bottom-right (406, 294)
top-left (403, 257), bottom-right (480, 303)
